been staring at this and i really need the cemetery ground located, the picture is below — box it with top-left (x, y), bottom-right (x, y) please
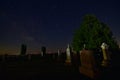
top-left (0, 52), bottom-right (120, 80)
top-left (0, 55), bottom-right (84, 80)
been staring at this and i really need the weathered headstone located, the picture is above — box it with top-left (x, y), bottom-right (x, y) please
top-left (101, 42), bottom-right (111, 67)
top-left (65, 44), bottom-right (72, 64)
top-left (83, 44), bottom-right (86, 50)
top-left (57, 49), bottom-right (61, 61)
top-left (79, 50), bottom-right (100, 79)
top-left (41, 46), bottom-right (46, 56)
top-left (20, 44), bottom-right (27, 55)
top-left (41, 52), bottom-right (43, 56)
top-left (57, 49), bottom-right (60, 56)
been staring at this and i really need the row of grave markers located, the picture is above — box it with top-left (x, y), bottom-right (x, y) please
top-left (65, 43), bottom-right (111, 66)
top-left (1, 42), bottom-right (111, 66)
top-left (65, 42), bottom-right (111, 79)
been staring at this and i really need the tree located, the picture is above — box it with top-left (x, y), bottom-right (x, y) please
top-left (72, 14), bottom-right (119, 52)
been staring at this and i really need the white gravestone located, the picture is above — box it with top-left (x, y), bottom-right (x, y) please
top-left (83, 44), bottom-right (86, 50)
top-left (41, 52), bottom-right (43, 56)
top-left (101, 42), bottom-right (110, 66)
top-left (57, 49), bottom-right (60, 56)
top-left (65, 44), bottom-right (71, 64)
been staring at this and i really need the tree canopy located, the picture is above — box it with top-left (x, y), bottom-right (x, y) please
top-left (72, 14), bottom-right (119, 52)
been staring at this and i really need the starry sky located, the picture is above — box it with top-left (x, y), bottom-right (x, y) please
top-left (0, 0), bottom-right (120, 55)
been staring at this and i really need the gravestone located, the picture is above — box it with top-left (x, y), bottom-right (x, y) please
top-left (57, 49), bottom-right (61, 61)
top-left (65, 44), bottom-right (72, 65)
top-left (79, 50), bottom-right (100, 79)
top-left (41, 52), bottom-right (43, 56)
top-left (57, 49), bottom-right (60, 56)
top-left (41, 46), bottom-right (46, 56)
top-left (20, 44), bottom-right (27, 55)
top-left (101, 42), bottom-right (111, 67)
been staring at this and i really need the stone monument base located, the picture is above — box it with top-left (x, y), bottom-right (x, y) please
top-left (79, 66), bottom-right (100, 79)
top-left (79, 50), bottom-right (101, 79)
top-left (101, 60), bottom-right (110, 67)
top-left (65, 59), bottom-right (71, 65)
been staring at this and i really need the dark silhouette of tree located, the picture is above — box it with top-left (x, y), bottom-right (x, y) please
top-left (20, 44), bottom-right (27, 55)
top-left (72, 14), bottom-right (119, 52)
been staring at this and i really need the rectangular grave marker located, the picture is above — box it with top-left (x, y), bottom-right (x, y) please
top-left (79, 50), bottom-right (100, 79)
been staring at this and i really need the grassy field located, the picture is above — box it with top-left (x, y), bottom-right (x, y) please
top-left (0, 58), bottom-right (90, 80)
top-left (0, 53), bottom-right (120, 80)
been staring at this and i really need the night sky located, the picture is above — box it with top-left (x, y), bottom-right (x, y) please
top-left (0, 0), bottom-right (120, 55)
